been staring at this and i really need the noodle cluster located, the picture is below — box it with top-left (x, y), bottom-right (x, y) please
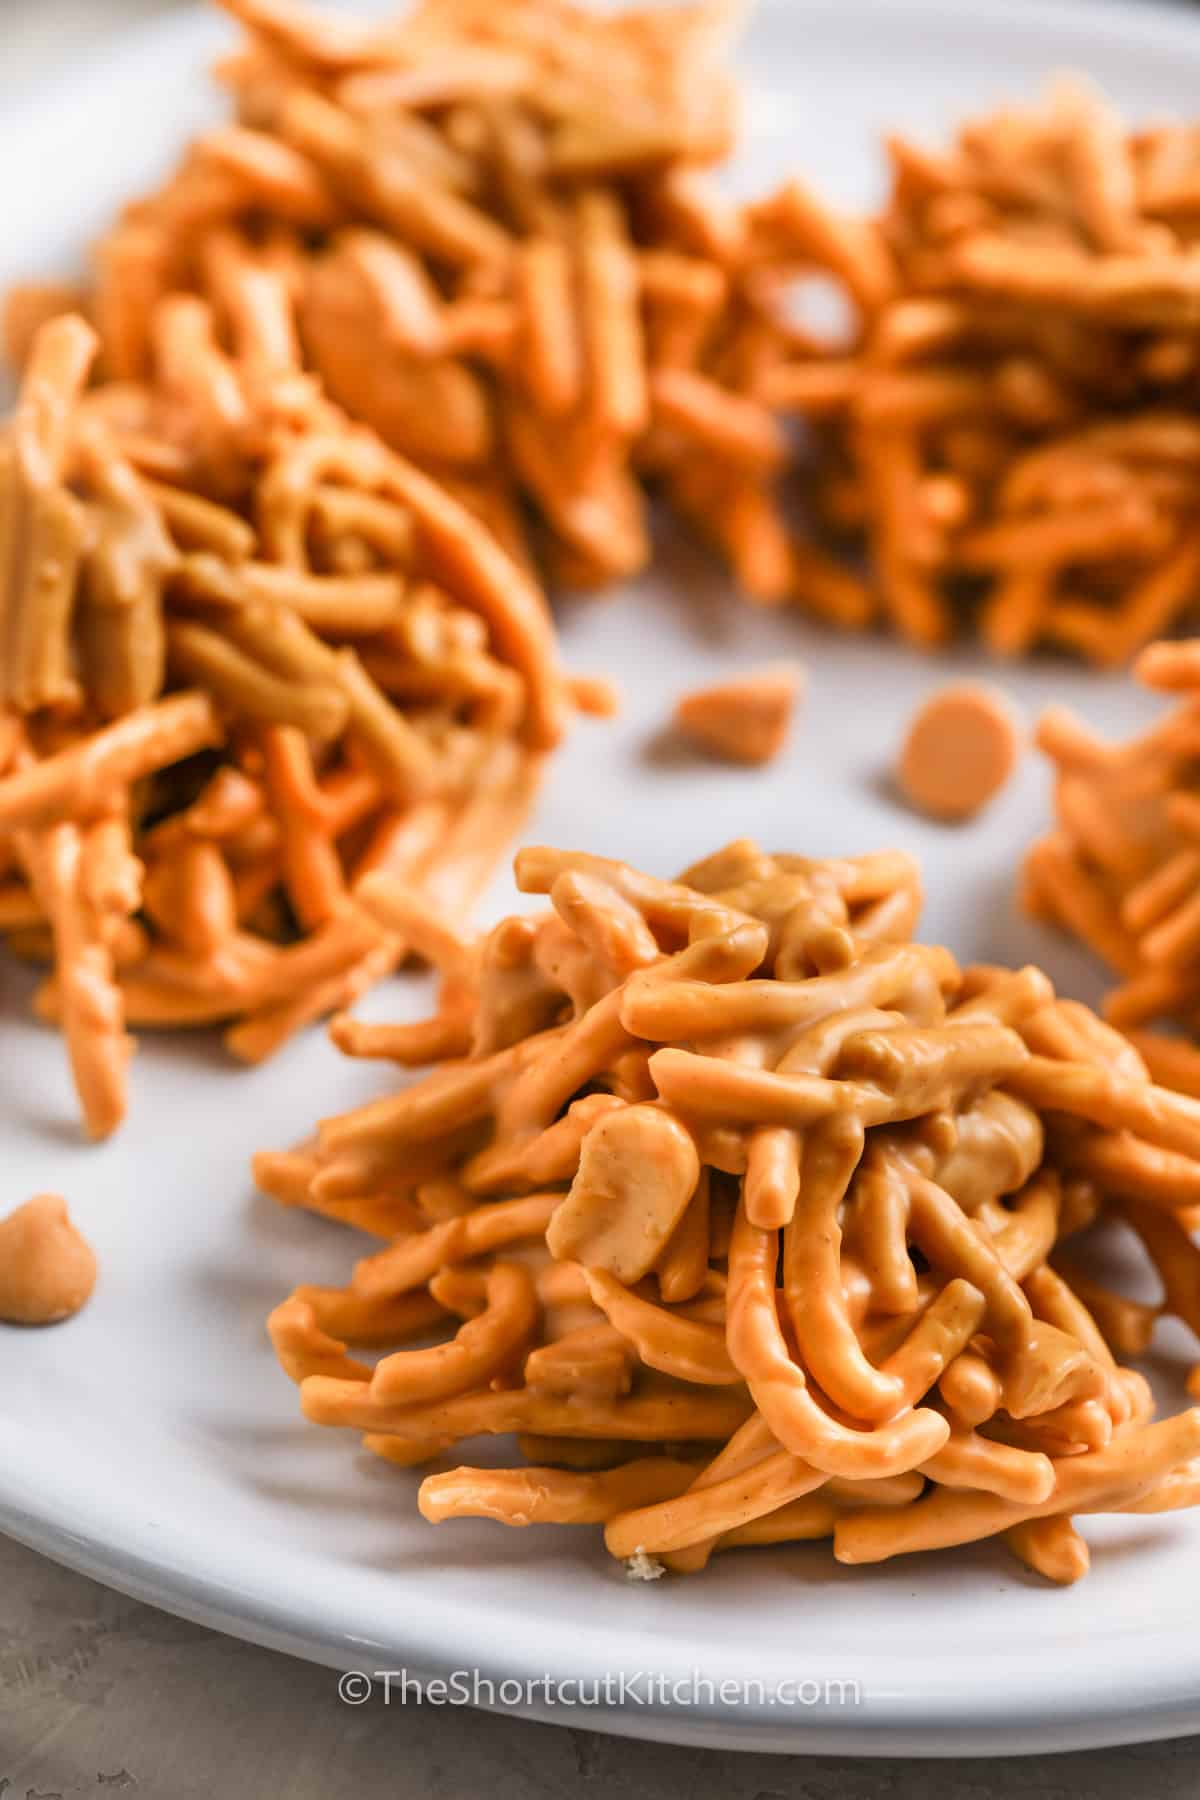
top-left (262, 839), bottom-right (1200, 1582)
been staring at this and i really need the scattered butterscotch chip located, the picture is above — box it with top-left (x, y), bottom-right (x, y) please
top-left (0, 1194), bottom-right (97, 1325)
top-left (673, 665), bottom-right (803, 766)
top-left (566, 673), bottom-right (622, 719)
top-left (897, 682), bottom-right (1023, 821)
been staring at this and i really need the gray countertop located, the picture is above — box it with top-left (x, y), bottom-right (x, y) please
top-left (5, 2), bottom-right (1200, 1794)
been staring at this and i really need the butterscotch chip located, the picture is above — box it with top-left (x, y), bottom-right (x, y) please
top-left (897, 682), bottom-right (1023, 821)
top-left (0, 1194), bottom-right (97, 1325)
top-left (673, 664), bottom-right (803, 766)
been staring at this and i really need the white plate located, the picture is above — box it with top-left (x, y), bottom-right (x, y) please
top-left (5, 0), bottom-right (1200, 1758)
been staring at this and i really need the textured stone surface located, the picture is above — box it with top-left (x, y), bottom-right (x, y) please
top-left (5, 2), bottom-right (1200, 1794)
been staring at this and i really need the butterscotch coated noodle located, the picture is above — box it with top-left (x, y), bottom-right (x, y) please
top-left (262, 837), bottom-right (1200, 1581)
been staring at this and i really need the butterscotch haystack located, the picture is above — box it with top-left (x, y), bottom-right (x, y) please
top-left (785, 78), bottom-right (1200, 656)
top-left (0, 307), bottom-right (559, 1139)
top-left (4, 0), bottom-right (817, 612)
top-left (262, 838), bottom-right (1200, 1582)
top-left (1025, 638), bottom-right (1200, 1085)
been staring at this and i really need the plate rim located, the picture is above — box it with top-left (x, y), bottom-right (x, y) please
top-left (6, 0), bottom-right (1200, 1758)
top-left (5, 1453), bottom-right (1200, 1758)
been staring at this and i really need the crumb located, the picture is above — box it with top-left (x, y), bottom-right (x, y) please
top-left (673, 664), bottom-right (803, 766)
top-left (624, 1549), bottom-right (667, 1582)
